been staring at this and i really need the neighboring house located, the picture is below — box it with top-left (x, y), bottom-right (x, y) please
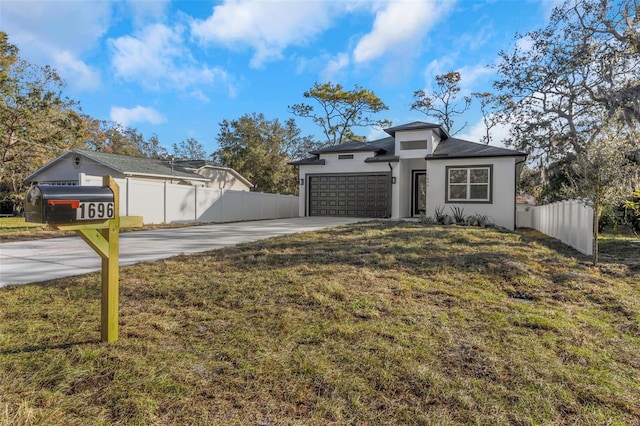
top-left (171, 160), bottom-right (254, 191)
top-left (290, 121), bottom-right (527, 230)
top-left (24, 149), bottom-right (253, 191)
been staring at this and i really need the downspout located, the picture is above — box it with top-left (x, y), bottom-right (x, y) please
top-left (514, 157), bottom-right (527, 230)
top-left (294, 165), bottom-right (305, 217)
top-left (388, 162), bottom-right (393, 218)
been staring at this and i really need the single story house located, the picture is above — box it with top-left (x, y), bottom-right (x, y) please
top-left (24, 149), bottom-right (253, 191)
top-left (290, 121), bottom-right (527, 230)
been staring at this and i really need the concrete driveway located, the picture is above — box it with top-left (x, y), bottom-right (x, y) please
top-left (0, 217), bottom-right (370, 287)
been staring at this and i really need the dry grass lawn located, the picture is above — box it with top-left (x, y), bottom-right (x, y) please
top-left (1, 221), bottom-right (638, 425)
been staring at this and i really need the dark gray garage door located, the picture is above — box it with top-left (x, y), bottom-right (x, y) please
top-left (308, 174), bottom-right (390, 218)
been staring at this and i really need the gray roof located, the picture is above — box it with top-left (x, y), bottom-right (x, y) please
top-left (172, 160), bottom-right (223, 170)
top-left (290, 122), bottom-right (527, 167)
top-left (426, 138), bottom-right (527, 160)
top-left (310, 140), bottom-right (379, 154)
top-left (71, 149), bottom-right (206, 180)
top-left (289, 157), bottom-right (326, 166)
top-left (384, 121), bottom-right (449, 138)
top-left (310, 136), bottom-right (395, 155)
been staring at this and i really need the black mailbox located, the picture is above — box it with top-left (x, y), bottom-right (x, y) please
top-left (25, 185), bottom-right (115, 224)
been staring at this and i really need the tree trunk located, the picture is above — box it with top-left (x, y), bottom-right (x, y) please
top-left (593, 202), bottom-right (599, 266)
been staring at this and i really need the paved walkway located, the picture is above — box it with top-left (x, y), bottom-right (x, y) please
top-left (0, 217), bottom-right (370, 287)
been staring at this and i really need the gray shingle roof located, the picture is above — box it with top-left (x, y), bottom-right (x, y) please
top-left (172, 160), bottom-right (223, 170)
top-left (384, 121), bottom-right (447, 137)
top-left (310, 140), bottom-right (377, 154)
top-left (73, 149), bottom-right (206, 180)
top-left (309, 136), bottom-right (395, 155)
top-left (426, 138), bottom-right (527, 160)
top-left (289, 157), bottom-right (326, 166)
top-left (290, 122), bottom-right (527, 166)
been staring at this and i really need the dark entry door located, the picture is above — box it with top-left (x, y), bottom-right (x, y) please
top-left (412, 171), bottom-right (426, 216)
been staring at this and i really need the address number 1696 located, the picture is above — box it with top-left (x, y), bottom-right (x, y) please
top-left (76, 202), bottom-right (115, 220)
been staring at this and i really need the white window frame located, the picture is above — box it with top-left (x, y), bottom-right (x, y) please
top-left (445, 165), bottom-right (492, 203)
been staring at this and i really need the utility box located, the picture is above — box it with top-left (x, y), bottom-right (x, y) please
top-left (25, 185), bottom-right (115, 224)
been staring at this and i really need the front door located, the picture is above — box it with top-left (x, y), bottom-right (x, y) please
top-left (412, 171), bottom-right (426, 216)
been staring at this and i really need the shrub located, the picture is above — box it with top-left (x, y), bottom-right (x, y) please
top-left (467, 212), bottom-right (491, 227)
top-left (450, 206), bottom-right (465, 224)
top-left (434, 205), bottom-right (447, 224)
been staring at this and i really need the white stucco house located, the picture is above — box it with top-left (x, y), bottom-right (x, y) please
top-left (24, 149), bottom-right (253, 191)
top-left (290, 121), bottom-right (527, 230)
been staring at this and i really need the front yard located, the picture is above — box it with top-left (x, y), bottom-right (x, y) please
top-left (1, 221), bottom-right (638, 424)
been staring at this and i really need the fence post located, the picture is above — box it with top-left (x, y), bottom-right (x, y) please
top-left (194, 186), bottom-right (198, 223)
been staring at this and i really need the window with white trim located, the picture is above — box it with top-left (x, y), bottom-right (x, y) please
top-left (446, 165), bottom-right (492, 203)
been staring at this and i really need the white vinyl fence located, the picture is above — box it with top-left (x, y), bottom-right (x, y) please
top-left (517, 200), bottom-right (593, 255)
top-left (80, 174), bottom-right (298, 224)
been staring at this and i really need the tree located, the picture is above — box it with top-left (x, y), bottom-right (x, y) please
top-left (493, 0), bottom-right (640, 168)
top-left (83, 118), bottom-right (167, 159)
top-left (0, 32), bottom-right (85, 214)
top-left (212, 113), bottom-right (313, 194)
top-left (411, 71), bottom-right (471, 135)
top-left (493, 0), bottom-right (640, 264)
top-left (565, 122), bottom-right (638, 264)
top-left (472, 92), bottom-right (498, 144)
top-left (171, 138), bottom-right (207, 160)
top-left (289, 82), bottom-right (390, 146)
top-left (567, 0), bottom-right (640, 127)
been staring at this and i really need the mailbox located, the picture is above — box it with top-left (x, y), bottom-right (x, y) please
top-left (25, 185), bottom-right (115, 224)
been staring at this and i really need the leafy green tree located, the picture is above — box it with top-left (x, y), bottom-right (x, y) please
top-left (212, 113), bottom-right (313, 194)
top-left (0, 32), bottom-right (84, 214)
top-left (83, 118), bottom-right (167, 159)
top-left (492, 0), bottom-right (640, 264)
top-left (411, 71), bottom-right (471, 135)
top-left (289, 82), bottom-right (390, 146)
top-left (624, 189), bottom-right (640, 233)
top-left (565, 123), bottom-right (638, 264)
top-left (171, 138), bottom-right (207, 160)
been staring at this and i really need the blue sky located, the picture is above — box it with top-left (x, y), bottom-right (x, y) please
top-left (0, 0), bottom-right (559, 155)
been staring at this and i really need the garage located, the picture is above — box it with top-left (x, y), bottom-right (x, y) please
top-left (307, 174), bottom-right (390, 218)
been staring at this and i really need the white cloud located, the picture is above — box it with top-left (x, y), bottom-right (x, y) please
top-left (188, 90), bottom-right (211, 103)
top-left (0, 0), bottom-right (111, 90)
top-left (0, 1), bottom-right (112, 55)
top-left (455, 64), bottom-right (494, 91)
top-left (110, 105), bottom-right (165, 128)
top-left (124, 0), bottom-right (170, 26)
top-left (109, 23), bottom-right (233, 94)
top-left (320, 53), bottom-right (350, 81)
top-left (420, 56), bottom-right (456, 85)
top-left (455, 25), bottom-right (493, 51)
top-left (353, 0), bottom-right (455, 64)
top-left (190, 0), bottom-right (336, 68)
top-left (51, 51), bottom-right (101, 92)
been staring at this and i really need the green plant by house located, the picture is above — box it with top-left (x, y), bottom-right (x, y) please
top-left (433, 205), bottom-right (446, 224)
top-left (450, 206), bottom-right (465, 224)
